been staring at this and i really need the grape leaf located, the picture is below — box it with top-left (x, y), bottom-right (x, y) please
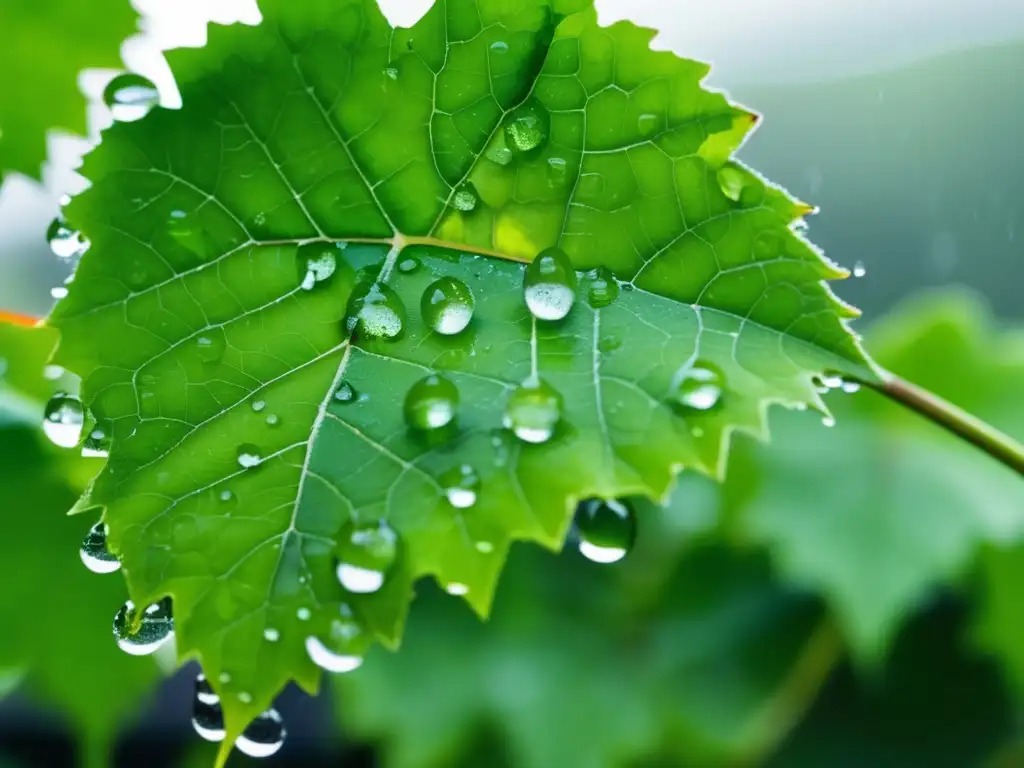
top-left (0, 323), bottom-right (160, 764)
top-left (48, 0), bottom-right (875, 749)
top-left (973, 543), bottom-right (1024, 698)
top-left (726, 291), bottom-right (1024, 661)
top-left (0, 0), bottom-right (137, 181)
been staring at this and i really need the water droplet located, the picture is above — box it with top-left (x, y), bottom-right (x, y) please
top-left (822, 415), bottom-right (837, 428)
top-left (237, 444), bottom-right (262, 469)
top-left (344, 282), bottom-right (405, 341)
top-left (263, 628), bottom-right (280, 642)
top-left (490, 40), bottom-right (509, 54)
top-left (446, 583), bottom-right (469, 596)
top-left (637, 113), bottom-right (660, 136)
top-left (195, 330), bottom-right (226, 364)
top-left (113, 597), bottom-right (173, 656)
top-left (404, 374), bottom-right (458, 431)
top-left (421, 277), bottom-right (475, 336)
top-left (503, 377), bottom-right (562, 444)
top-left (852, 261), bottom-right (867, 278)
top-left (821, 374), bottom-right (843, 390)
top-left (297, 607), bottom-right (312, 621)
top-left (524, 247), bottom-right (577, 321)
top-left (384, 66), bottom-right (399, 80)
top-left (297, 243), bottom-right (338, 290)
top-left (50, 286), bottom-right (69, 300)
top-left (503, 98), bottom-right (550, 154)
top-left (547, 156), bottom-right (568, 187)
top-left (103, 73), bottom-right (160, 122)
top-left (336, 521), bottom-right (398, 594)
top-left (236, 709), bottom-right (286, 759)
top-left (81, 423), bottom-right (111, 459)
top-left (398, 257), bottom-right (421, 274)
top-left (452, 183), bottom-right (479, 213)
top-left (219, 489), bottom-right (236, 506)
top-left (841, 380), bottom-right (862, 394)
top-left (266, 413), bottom-right (280, 427)
top-left (192, 682), bottom-right (225, 743)
top-left (218, 672), bottom-right (231, 684)
top-left (251, 400), bottom-right (266, 413)
top-left (238, 691), bottom-right (253, 704)
top-left (717, 166), bottom-right (746, 202)
top-left (575, 498), bottom-right (636, 564)
top-left (43, 365), bottom-right (64, 381)
top-left (669, 361), bottom-right (724, 414)
top-left (585, 267), bottom-right (620, 309)
top-left (305, 605), bottom-right (364, 673)
top-left (440, 464), bottom-right (479, 509)
top-left (475, 541), bottom-right (494, 554)
top-left (196, 673), bottom-right (219, 705)
top-left (46, 218), bottom-right (88, 259)
top-left (42, 393), bottom-right (84, 448)
top-left (334, 381), bottom-right (357, 403)
top-left (80, 522), bottom-right (120, 574)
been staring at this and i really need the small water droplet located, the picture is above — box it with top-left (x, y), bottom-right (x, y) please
top-left (637, 113), bottom-right (660, 136)
top-left (440, 464), bottom-right (479, 509)
top-left (305, 605), bottom-right (364, 673)
top-left (717, 166), bottom-right (746, 202)
top-left (344, 282), bottom-right (405, 341)
top-left (218, 672), bottom-right (231, 684)
top-left (297, 243), bottom-right (338, 290)
top-left (821, 374), bottom-right (843, 390)
top-left (195, 330), bottom-right (226, 365)
top-left (196, 674), bottom-right (219, 705)
top-left (503, 98), bottom-right (550, 154)
top-left (524, 247), bottom-right (577, 321)
top-left (547, 156), bottom-right (568, 187)
top-left (822, 415), bottom-right (837, 428)
top-left (80, 522), bottom-right (120, 574)
top-left (103, 73), bottom-right (160, 122)
top-left (669, 361), bottom-right (725, 414)
top-left (192, 676), bottom-right (225, 742)
top-left (384, 66), bottom-right (399, 80)
top-left (251, 400), bottom-right (266, 413)
top-left (398, 257), bottom-right (421, 274)
top-left (237, 444), bottom-right (262, 469)
top-left (575, 498), bottom-right (636, 564)
top-left (237, 691), bottom-right (253, 704)
top-left (265, 413), bottom-right (280, 426)
top-left (81, 423), bottom-right (111, 458)
top-left (446, 583), bottom-right (469, 596)
top-left (585, 267), bottom-right (620, 309)
top-left (219, 489), bottom-right (236, 506)
top-left (841, 380), bottom-right (861, 394)
top-left (852, 261), bottom-right (867, 278)
top-left (334, 381), bottom-right (357, 403)
top-left (297, 607), bottom-right (312, 621)
top-left (263, 628), bottom-right (280, 642)
top-left (42, 393), bottom-right (84, 448)
top-left (475, 541), bottom-right (494, 554)
top-left (113, 597), bottom-right (174, 656)
top-left (490, 40), bottom-right (509, 54)
top-left (50, 286), bottom-right (69, 300)
top-left (236, 709), bottom-right (286, 759)
top-left (335, 521), bottom-right (399, 594)
top-left (43, 365), bottom-right (65, 381)
top-left (452, 183), bottom-right (479, 213)
top-left (404, 374), bottom-right (458, 431)
top-left (504, 377), bottom-right (562, 444)
top-left (46, 218), bottom-right (88, 259)
top-left (421, 277), bottom-right (475, 336)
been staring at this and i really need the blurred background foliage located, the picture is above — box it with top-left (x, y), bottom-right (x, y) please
top-left (1, 1), bottom-right (1023, 766)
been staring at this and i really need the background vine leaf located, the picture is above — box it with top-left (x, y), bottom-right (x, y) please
top-left (0, 0), bottom-right (137, 181)
top-left (48, 0), bottom-right (875, 749)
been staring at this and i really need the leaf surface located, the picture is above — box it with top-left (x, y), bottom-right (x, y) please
top-left (48, 0), bottom-right (873, 745)
top-left (0, 0), bottom-right (137, 180)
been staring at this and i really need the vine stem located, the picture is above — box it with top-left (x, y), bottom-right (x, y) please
top-left (868, 371), bottom-right (1024, 477)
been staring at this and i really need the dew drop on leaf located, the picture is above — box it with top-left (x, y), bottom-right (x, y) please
top-left (113, 597), bottom-right (174, 656)
top-left (575, 498), bottom-right (636, 564)
top-left (344, 282), bottom-right (405, 341)
top-left (103, 73), bottom-right (160, 122)
top-left (404, 374), bottom-right (458, 431)
top-left (503, 97), bottom-right (550, 154)
top-left (46, 218), bottom-right (88, 259)
top-left (335, 521), bottom-right (399, 594)
top-left (822, 415), bottom-right (837, 428)
top-left (195, 329), bottom-right (226, 364)
top-left (334, 381), bottom-right (357, 403)
top-left (637, 112), bottom-right (660, 136)
top-left (219, 489), bottom-right (237, 507)
top-left (297, 607), bottom-right (312, 621)
top-left (853, 261), bottom-right (867, 278)
top-left (669, 361), bottom-right (725, 414)
top-left (841, 380), bottom-right (862, 394)
top-left (440, 464), bottom-right (479, 509)
top-left (297, 243), bottom-right (338, 290)
top-left (236, 709), bottom-right (286, 759)
top-left (196, 673), bottom-right (218, 705)
top-left (421, 277), bottom-right (475, 336)
top-left (42, 393), bottom-right (84, 448)
top-left (475, 541), bottom-right (494, 554)
top-left (546, 156), bottom-right (568, 187)
top-left (716, 166), bottom-right (746, 202)
top-left (452, 182), bottom-right (479, 213)
top-left (192, 675), bottom-right (225, 742)
top-left (397, 256), bottom-right (421, 274)
top-left (80, 521), bottom-right (120, 574)
top-left (503, 377), bottom-right (562, 444)
top-left (263, 628), bottom-right (280, 642)
top-left (585, 267), bottom-right (620, 309)
top-left (305, 605), bottom-right (364, 674)
top-left (251, 400), bottom-right (266, 413)
top-left (490, 40), bottom-right (509, 54)
top-left (524, 247), bottom-right (577, 321)
top-left (237, 444), bottom-right (262, 469)
top-left (81, 423), bottom-right (111, 459)
top-left (446, 583), bottom-right (469, 596)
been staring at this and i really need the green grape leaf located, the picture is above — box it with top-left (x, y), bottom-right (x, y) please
top-left (726, 291), bottom-right (1024, 661)
top-left (0, 323), bottom-right (160, 763)
top-left (0, 0), bottom-right (138, 181)
top-left (335, 542), bottom-right (837, 768)
top-left (974, 541), bottom-right (1024, 699)
top-left (48, 0), bottom-right (874, 748)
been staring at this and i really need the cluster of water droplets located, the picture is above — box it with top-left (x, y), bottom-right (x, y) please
top-left (190, 673), bottom-right (286, 757)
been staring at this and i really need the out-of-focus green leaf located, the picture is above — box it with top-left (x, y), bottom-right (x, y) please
top-left (48, 0), bottom-right (874, 747)
top-left (0, 0), bottom-right (137, 181)
top-left (727, 291), bottom-right (1024, 661)
top-left (0, 323), bottom-right (159, 765)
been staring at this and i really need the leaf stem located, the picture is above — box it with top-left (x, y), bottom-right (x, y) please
top-left (869, 372), bottom-right (1024, 477)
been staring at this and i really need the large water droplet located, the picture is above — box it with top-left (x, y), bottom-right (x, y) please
top-left (103, 73), bottom-right (160, 122)
top-left (236, 709), bottom-right (286, 759)
top-left (113, 597), bottom-right (174, 656)
top-left (524, 247), bottom-right (577, 321)
top-left (503, 98), bottom-right (550, 154)
top-left (503, 377), bottom-right (562, 444)
top-left (237, 444), bottom-right (262, 469)
top-left (192, 675), bottom-right (225, 742)
top-left (344, 282), bottom-right (405, 341)
top-left (80, 522), bottom-right (120, 574)
top-left (297, 243), bottom-right (338, 290)
top-left (46, 218), bottom-right (88, 259)
top-left (335, 521), bottom-right (399, 594)
top-left (421, 278), bottom-right (474, 336)
top-left (575, 498), bottom-right (636, 564)
top-left (440, 464), bottom-right (479, 509)
top-left (453, 183), bottom-right (479, 213)
top-left (404, 374), bottom-right (458, 431)
top-left (585, 267), bottom-right (620, 309)
top-left (81, 423), bottom-right (111, 459)
top-left (334, 381), bottom-right (358, 403)
top-left (42, 393), bottom-right (84, 448)
top-left (670, 361), bottom-right (725, 414)
top-left (305, 605), bottom-right (364, 674)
